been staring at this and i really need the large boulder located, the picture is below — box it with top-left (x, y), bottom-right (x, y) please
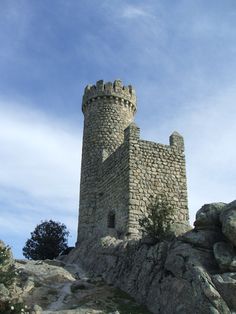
top-left (212, 273), bottom-right (236, 312)
top-left (213, 242), bottom-right (236, 272)
top-left (180, 228), bottom-right (224, 249)
top-left (194, 202), bottom-right (226, 230)
top-left (220, 200), bottom-right (236, 247)
top-left (192, 201), bottom-right (236, 274)
top-left (15, 260), bottom-right (75, 285)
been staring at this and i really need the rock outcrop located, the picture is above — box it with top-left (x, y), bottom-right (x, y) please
top-left (220, 200), bottom-right (236, 247)
top-left (66, 200), bottom-right (236, 314)
top-left (16, 259), bottom-right (150, 313)
top-left (1, 200), bottom-right (236, 313)
top-left (1, 245), bottom-right (149, 313)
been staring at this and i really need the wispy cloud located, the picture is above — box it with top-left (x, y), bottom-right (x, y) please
top-left (121, 5), bottom-right (153, 19)
top-left (0, 100), bottom-right (81, 256)
top-left (0, 102), bottom-right (81, 198)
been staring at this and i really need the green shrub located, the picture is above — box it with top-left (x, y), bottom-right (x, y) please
top-left (139, 195), bottom-right (175, 242)
top-left (23, 220), bottom-right (69, 260)
top-left (0, 302), bottom-right (29, 314)
top-left (0, 245), bottom-right (15, 287)
top-left (0, 244), bottom-right (28, 314)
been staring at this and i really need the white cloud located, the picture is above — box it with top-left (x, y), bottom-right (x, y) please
top-left (0, 101), bottom-right (81, 199)
top-left (0, 100), bottom-right (81, 254)
top-left (121, 5), bottom-right (152, 19)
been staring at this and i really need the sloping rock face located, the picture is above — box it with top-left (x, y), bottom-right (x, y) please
top-left (1, 251), bottom-right (149, 313)
top-left (67, 200), bottom-right (236, 314)
top-left (17, 259), bottom-right (150, 313)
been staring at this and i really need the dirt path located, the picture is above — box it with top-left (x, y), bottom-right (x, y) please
top-left (15, 259), bottom-right (150, 314)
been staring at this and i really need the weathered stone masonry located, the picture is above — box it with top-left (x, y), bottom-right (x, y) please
top-left (77, 80), bottom-right (189, 243)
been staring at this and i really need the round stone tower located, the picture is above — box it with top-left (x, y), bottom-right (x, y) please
top-left (77, 79), bottom-right (137, 243)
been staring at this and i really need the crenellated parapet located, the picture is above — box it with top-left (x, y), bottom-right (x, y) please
top-left (82, 79), bottom-right (137, 114)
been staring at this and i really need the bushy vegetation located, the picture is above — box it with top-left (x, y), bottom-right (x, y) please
top-left (23, 220), bottom-right (69, 260)
top-left (0, 245), bottom-right (15, 287)
top-left (0, 244), bottom-right (28, 314)
top-left (0, 302), bottom-right (29, 314)
top-left (139, 195), bottom-right (175, 242)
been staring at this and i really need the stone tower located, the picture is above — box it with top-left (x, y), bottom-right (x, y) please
top-left (77, 80), bottom-right (136, 242)
top-left (77, 80), bottom-right (189, 244)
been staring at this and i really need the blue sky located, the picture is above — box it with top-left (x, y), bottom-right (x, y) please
top-left (0, 0), bottom-right (235, 258)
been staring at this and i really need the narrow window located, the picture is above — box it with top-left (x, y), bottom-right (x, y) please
top-left (108, 212), bottom-right (115, 228)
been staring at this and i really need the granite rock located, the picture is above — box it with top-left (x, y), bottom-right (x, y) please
top-left (194, 202), bottom-right (226, 230)
top-left (68, 201), bottom-right (236, 313)
top-left (213, 241), bottom-right (236, 272)
top-left (220, 200), bottom-right (236, 247)
top-left (68, 235), bottom-right (229, 313)
top-left (180, 228), bottom-right (224, 249)
top-left (212, 272), bottom-right (236, 312)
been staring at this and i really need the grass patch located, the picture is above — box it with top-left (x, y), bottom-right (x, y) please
top-left (47, 289), bottom-right (58, 295)
top-left (112, 288), bottom-right (151, 314)
top-left (70, 283), bottom-right (87, 293)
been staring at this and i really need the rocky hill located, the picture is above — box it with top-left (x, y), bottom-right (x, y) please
top-left (1, 200), bottom-right (236, 313)
top-left (0, 244), bottom-right (149, 313)
top-left (66, 200), bottom-right (236, 314)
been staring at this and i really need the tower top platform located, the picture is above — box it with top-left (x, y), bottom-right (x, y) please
top-left (82, 79), bottom-right (136, 113)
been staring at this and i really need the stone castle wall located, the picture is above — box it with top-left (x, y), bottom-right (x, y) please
top-left (96, 143), bottom-right (130, 238)
top-left (126, 125), bottom-right (189, 235)
top-left (77, 80), bottom-right (189, 243)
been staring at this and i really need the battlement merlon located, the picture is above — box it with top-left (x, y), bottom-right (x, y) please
top-left (169, 131), bottom-right (185, 151)
top-left (82, 79), bottom-right (137, 113)
top-left (124, 122), bottom-right (140, 141)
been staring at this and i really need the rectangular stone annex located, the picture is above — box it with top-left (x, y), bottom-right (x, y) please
top-left (77, 80), bottom-right (189, 243)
